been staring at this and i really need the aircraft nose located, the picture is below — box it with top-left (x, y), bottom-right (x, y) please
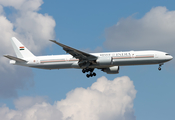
top-left (170, 55), bottom-right (173, 60)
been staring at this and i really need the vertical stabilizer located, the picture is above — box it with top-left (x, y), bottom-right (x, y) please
top-left (11, 37), bottom-right (35, 58)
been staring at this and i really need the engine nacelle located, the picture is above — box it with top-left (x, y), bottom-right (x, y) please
top-left (102, 66), bottom-right (119, 74)
top-left (96, 57), bottom-right (113, 66)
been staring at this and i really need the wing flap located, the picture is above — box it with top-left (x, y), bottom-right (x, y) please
top-left (4, 55), bottom-right (27, 62)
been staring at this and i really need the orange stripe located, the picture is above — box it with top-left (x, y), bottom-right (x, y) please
top-left (135, 56), bottom-right (154, 58)
top-left (113, 56), bottom-right (154, 59)
top-left (41, 60), bottom-right (65, 63)
top-left (20, 46), bottom-right (24, 48)
top-left (41, 59), bottom-right (79, 63)
top-left (69, 59), bottom-right (78, 61)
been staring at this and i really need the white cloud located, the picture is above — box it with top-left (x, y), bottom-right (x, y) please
top-left (14, 11), bottom-right (56, 52)
top-left (0, 76), bottom-right (136, 120)
top-left (105, 6), bottom-right (175, 55)
top-left (0, 0), bottom-right (42, 11)
top-left (0, 0), bottom-right (56, 98)
top-left (14, 96), bottom-right (48, 110)
top-left (0, 0), bottom-right (25, 9)
top-left (0, 102), bottom-right (62, 120)
top-left (57, 76), bottom-right (136, 120)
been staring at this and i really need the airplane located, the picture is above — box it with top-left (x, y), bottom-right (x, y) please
top-left (4, 37), bottom-right (173, 78)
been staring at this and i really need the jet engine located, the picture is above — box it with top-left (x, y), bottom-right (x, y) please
top-left (102, 66), bottom-right (119, 74)
top-left (96, 57), bottom-right (113, 66)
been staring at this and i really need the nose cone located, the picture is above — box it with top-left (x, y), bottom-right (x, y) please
top-left (167, 55), bottom-right (173, 61)
top-left (170, 55), bottom-right (173, 60)
top-left (164, 53), bottom-right (173, 61)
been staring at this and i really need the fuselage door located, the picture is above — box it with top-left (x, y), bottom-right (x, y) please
top-left (155, 53), bottom-right (158, 58)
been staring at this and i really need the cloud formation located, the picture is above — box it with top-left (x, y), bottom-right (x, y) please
top-left (0, 0), bottom-right (56, 98)
top-left (105, 6), bottom-right (175, 55)
top-left (0, 76), bottom-right (137, 120)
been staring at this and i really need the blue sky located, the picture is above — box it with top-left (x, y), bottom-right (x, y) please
top-left (0, 0), bottom-right (175, 120)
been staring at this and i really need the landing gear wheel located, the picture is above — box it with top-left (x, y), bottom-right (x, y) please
top-left (90, 74), bottom-right (93, 77)
top-left (86, 74), bottom-right (90, 78)
top-left (158, 63), bottom-right (163, 71)
top-left (82, 69), bottom-right (85, 73)
top-left (83, 68), bottom-right (96, 78)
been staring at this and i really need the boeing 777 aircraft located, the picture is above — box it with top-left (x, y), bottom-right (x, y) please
top-left (4, 37), bottom-right (173, 78)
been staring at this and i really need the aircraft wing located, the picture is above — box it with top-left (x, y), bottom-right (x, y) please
top-left (50, 40), bottom-right (98, 62)
top-left (4, 55), bottom-right (27, 62)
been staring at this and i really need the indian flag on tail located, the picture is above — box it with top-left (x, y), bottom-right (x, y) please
top-left (19, 46), bottom-right (25, 50)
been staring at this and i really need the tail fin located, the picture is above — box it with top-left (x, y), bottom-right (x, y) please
top-left (11, 37), bottom-right (35, 58)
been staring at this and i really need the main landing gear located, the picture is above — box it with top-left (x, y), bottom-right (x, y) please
top-left (158, 63), bottom-right (163, 71)
top-left (82, 68), bottom-right (96, 78)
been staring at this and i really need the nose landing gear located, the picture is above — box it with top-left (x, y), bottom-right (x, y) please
top-left (82, 68), bottom-right (96, 78)
top-left (158, 63), bottom-right (163, 71)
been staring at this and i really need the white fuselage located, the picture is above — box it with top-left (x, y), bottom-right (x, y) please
top-left (11, 50), bottom-right (173, 70)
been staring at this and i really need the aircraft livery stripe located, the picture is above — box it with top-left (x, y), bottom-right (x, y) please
top-left (113, 55), bottom-right (154, 59)
top-left (135, 56), bottom-right (154, 58)
top-left (68, 59), bottom-right (79, 61)
top-left (40, 59), bottom-right (78, 63)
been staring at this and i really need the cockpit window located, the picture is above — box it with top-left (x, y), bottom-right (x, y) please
top-left (165, 54), bottom-right (170, 55)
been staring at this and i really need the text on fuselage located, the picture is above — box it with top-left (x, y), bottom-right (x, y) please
top-left (100, 53), bottom-right (131, 57)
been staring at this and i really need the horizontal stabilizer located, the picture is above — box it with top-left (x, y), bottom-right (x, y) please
top-left (4, 55), bottom-right (27, 62)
